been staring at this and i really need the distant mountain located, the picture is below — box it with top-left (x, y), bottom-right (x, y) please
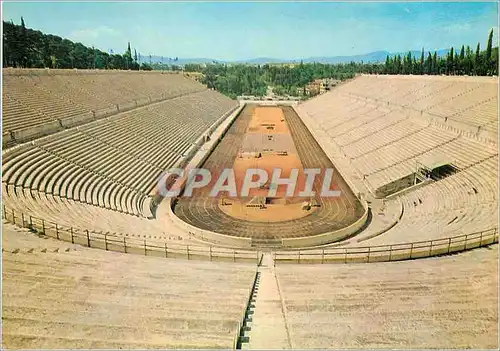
top-left (137, 55), bottom-right (216, 65)
top-left (302, 51), bottom-right (391, 64)
top-left (237, 57), bottom-right (299, 64)
top-left (139, 49), bottom-right (450, 66)
top-left (301, 49), bottom-right (449, 64)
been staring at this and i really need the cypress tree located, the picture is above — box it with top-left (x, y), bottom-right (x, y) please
top-left (425, 52), bottom-right (432, 75)
top-left (485, 29), bottom-right (493, 75)
top-left (465, 45), bottom-right (472, 75)
top-left (432, 52), bottom-right (438, 74)
top-left (420, 48), bottom-right (424, 75)
top-left (124, 42), bottom-right (132, 69)
top-left (405, 51), bottom-right (412, 74)
top-left (19, 17), bottom-right (28, 67)
top-left (447, 47), bottom-right (454, 75)
top-left (459, 45), bottom-right (465, 74)
top-left (474, 42), bottom-right (481, 75)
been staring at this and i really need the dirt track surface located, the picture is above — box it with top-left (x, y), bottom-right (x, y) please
top-left (173, 104), bottom-right (364, 240)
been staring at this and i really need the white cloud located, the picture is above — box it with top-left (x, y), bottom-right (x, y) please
top-left (444, 23), bottom-right (472, 34)
top-left (68, 26), bottom-right (120, 45)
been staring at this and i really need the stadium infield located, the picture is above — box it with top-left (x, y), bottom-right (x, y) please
top-left (173, 104), bottom-right (365, 240)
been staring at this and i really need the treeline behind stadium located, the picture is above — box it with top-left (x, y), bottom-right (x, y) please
top-left (3, 18), bottom-right (497, 100)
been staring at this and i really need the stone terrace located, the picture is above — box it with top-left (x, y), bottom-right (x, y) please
top-left (277, 245), bottom-right (498, 349)
top-left (2, 69), bottom-right (209, 146)
top-left (2, 223), bottom-right (257, 349)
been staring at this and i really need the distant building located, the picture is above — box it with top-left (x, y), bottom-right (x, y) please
top-left (305, 78), bottom-right (341, 96)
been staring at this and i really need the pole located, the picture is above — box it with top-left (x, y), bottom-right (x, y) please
top-left (86, 230), bottom-right (90, 247)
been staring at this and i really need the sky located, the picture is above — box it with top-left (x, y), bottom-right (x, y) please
top-left (2, 1), bottom-right (498, 61)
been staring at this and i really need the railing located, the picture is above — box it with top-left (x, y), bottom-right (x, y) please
top-left (232, 267), bottom-right (260, 349)
top-left (2, 205), bottom-right (260, 264)
top-left (4, 203), bottom-right (497, 266)
top-left (274, 227), bottom-right (498, 264)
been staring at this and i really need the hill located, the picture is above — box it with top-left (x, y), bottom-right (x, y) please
top-left (140, 50), bottom-right (451, 66)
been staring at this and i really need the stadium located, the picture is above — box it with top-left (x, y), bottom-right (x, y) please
top-left (1, 2), bottom-right (499, 350)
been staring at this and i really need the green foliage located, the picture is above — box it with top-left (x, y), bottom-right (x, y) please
top-left (3, 19), bottom-right (141, 70)
top-left (485, 29), bottom-right (496, 75)
top-left (196, 62), bottom-right (357, 98)
top-left (2, 18), bottom-right (498, 99)
top-left (383, 29), bottom-right (497, 77)
top-left (189, 29), bottom-right (498, 99)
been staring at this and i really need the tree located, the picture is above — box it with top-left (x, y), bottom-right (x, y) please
top-left (474, 42), bottom-right (481, 75)
top-left (432, 52), bottom-right (438, 74)
top-left (464, 45), bottom-right (473, 75)
top-left (124, 42), bottom-right (132, 69)
top-left (140, 62), bottom-right (152, 71)
top-left (425, 52), bottom-right (432, 75)
top-left (50, 54), bottom-right (57, 68)
top-left (420, 48), bottom-right (424, 75)
top-left (492, 47), bottom-right (499, 76)
top-left (447, 47), bottom-right (454, 75)
top-left (485, 29), bottom-right (493, 74)
top-left (458, 45), bottom-right (465, 74)
top-left (3, 21), bottom-right (18, 67)
top-left (18, 17), bottom-right (31, 67)
top-left (91, 46), bottom-right (96, 69)
top-left (385, 55), bottom-right (391, 74)
top-left (395, 55), bottom-right (402, 74)
top-left (403, 51), bottom-right (412, 74)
